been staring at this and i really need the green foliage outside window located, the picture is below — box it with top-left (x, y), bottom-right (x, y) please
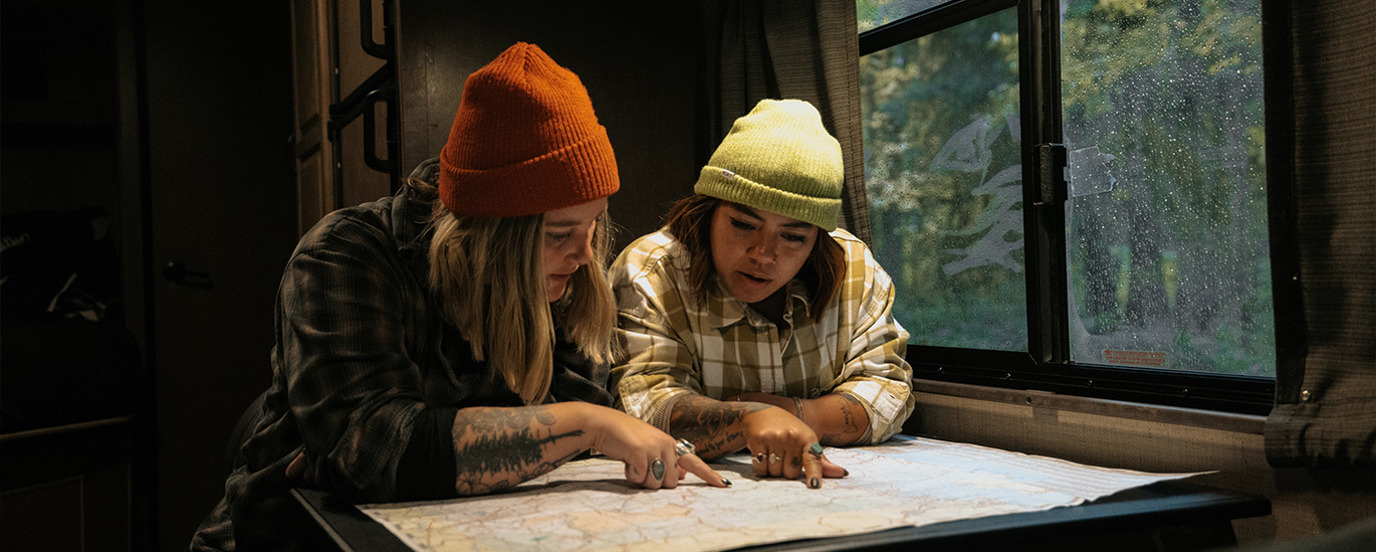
top-left (859, 0), bottom-right (1274, 376)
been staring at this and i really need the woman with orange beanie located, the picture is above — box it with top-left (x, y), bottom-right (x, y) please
top-left (190, 43), bottom-right (726, 552)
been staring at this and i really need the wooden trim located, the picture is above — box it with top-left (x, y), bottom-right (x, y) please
top-left (0, 416), bottom-right (134, 443)
top-left (915, 380), bottom-right (1266, 435)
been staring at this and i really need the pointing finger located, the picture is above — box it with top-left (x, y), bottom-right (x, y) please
top-left (676, 454), bottom-right (731, 488)
top-left (801, 448), bottom-right (825, 489)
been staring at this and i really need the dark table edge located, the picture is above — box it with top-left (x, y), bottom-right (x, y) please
top-left (292, 479), bottom-right (1271, 552)
top-left (293, 488), bottom-right (413, 552)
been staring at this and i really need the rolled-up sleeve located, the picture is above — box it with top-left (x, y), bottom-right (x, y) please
top-left (831, 243), bottom-right (914, 443)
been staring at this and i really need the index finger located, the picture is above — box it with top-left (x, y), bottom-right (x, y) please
top-left (801, 450), bottom-right (825, 489)
top-left (676, 454), bottom-right (731, 488)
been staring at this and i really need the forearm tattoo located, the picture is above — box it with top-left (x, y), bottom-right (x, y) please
top-left (451, 407), bottom-right (583, 495)
top-left (818, 393), bottom-right (865, 445)
top-left (668, 395), bottom-right (768, 460)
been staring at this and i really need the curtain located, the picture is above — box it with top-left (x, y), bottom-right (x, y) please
top-left (1263, 0), bottom-right (1376, 469)
top-left (698, 0), bottom-right (871, 243)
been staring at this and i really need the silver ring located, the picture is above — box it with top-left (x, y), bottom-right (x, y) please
top-left (755, 452), bottom-right (767, 463)
top-left (651, 458), bottom-right (666, 480)
top-left (768, 453), bottom-right (781, 464)
top-left (674, 438), bottom-right (695, 458)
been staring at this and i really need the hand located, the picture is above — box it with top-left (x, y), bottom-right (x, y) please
top-left (285, 448), bottom-right (312, 481)
top-left (585, 405), bottom-right (730, 490)
top-left (742, 407), bottom-right (847, 488)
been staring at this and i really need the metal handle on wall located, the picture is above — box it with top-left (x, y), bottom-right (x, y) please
top-left (359, 0), bottom-right (394, 61)
top-left (362, 85), bottom-right (397, 175)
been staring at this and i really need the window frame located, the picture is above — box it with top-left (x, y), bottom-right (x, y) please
top-left (859, 0), bottom-right (1283, 415)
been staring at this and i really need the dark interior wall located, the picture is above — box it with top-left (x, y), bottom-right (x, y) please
top-left (396, 0), bottom-right (703, 244)
top-left (0, 1), bottom-right (120, 214)
top-left (2, 1), bottom-right (298, 550)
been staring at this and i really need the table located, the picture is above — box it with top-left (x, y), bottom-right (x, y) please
top-left (291, 477), bottom-right (1269, 552)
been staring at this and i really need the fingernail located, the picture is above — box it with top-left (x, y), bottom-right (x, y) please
top-left (842, 469), bottom-right (850, 477)
top-left (722, 478), bottom-right (732, 486)
top-left (809, 477), bottom-right (820, 489)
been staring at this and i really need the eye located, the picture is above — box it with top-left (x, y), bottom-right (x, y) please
top-left (729, 218), bottom-right (757, 231)
top-left (546, 231), bottom-right (572, 245)
top-left (782, 233), bottom-right (808, 244)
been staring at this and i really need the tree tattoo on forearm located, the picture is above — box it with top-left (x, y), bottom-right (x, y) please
top-left (451, 406), bottom-right (583, 495)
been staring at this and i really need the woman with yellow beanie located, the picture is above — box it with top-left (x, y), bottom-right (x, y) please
top-left (191, 43), bottom-right (726, 552)
top-left (610, 99), bottom-right (915, 490)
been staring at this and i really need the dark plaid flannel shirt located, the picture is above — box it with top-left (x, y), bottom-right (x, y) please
top-left (189, 160), bottom-right (612, 551)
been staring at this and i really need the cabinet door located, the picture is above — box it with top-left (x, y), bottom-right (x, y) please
top-left (335, 0), bottom-right (389, 98)
top-left (291, 0), bottom-right (335, 234)
top-left (337, 97), bottom-right (394, 208)
top-left (144, 5), bottom-right (297, 547)
top-left (292, 0), bottom-right (395, 233)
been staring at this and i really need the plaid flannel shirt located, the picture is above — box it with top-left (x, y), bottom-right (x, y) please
top-left (191, 160), bottom-right (612, 551)
top-left (610, 227), bottom-right (914, 444)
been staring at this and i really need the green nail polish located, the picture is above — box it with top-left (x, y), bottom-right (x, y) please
top-left (722, 478), bottom-right (732, 486)
top-left (810, 477), bottom-right (820, 488)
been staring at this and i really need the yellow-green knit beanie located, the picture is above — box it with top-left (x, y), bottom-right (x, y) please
top-left (694, 99), bottom-right (843, 232)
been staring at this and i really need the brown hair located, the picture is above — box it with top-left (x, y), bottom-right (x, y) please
top-left (663, 194), bottom-right (846, 323)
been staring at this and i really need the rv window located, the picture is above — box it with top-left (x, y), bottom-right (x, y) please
top-left (858, 0), bottom-right (1274, 413)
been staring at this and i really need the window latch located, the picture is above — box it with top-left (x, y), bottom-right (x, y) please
top-left (1033, 143), bottom-right (1067, 207)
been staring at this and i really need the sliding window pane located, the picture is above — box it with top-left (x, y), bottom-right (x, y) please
top-left (860, 9), bottom-right (1024, 350)
top-left (857, 0), bottom-right (962, 32)
top-left (1060, 0), bottom-right (1273, 375)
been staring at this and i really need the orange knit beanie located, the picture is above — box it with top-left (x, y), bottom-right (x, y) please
top-left (438, 42), bottom-right (619, 217)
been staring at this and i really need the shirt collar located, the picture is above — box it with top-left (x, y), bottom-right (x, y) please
top-left (393, 158), bottom-right (442, 277)
top-left (704, 274), bottom-right (813, 330)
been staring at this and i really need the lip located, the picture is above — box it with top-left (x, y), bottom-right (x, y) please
top-left (738, 271), bottom-right (771, 284)
top-left (735, 271), bottom-right (773, 290)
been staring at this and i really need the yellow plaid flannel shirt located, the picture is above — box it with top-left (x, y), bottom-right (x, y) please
top-left (610, 227), bottom-right (914, 444)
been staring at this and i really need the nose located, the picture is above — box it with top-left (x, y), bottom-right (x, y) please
top-left (748, 236), bottom-right (776, 265)
top-left (569, 231), bottom-right (595, 266)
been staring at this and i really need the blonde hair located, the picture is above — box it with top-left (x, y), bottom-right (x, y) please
top-left (426, 203), bottom-right (618, 404)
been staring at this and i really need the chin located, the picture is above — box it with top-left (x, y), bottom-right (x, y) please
top-left (730, 288), bottom-right (770, 304)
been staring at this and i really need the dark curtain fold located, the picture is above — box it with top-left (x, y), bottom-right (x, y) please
top-left (698, 0), bottom-right (871, 243)
top-left (1263, 0), bottom-right (1376, 469)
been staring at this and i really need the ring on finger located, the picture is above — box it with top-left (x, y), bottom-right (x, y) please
top-left (755, 451), bottom-right (767, 463)
top-left (674, 438), bottom-right (695, 458)
top-left (768, 453), bottom-right (782, 464)
top-left (808, 442), bottom-right (824, 456)
top-left (651, 458), bottom-right (666, 480)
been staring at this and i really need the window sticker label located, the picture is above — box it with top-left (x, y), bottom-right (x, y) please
top-left (1103, 349), bottom-right (1167, 368)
